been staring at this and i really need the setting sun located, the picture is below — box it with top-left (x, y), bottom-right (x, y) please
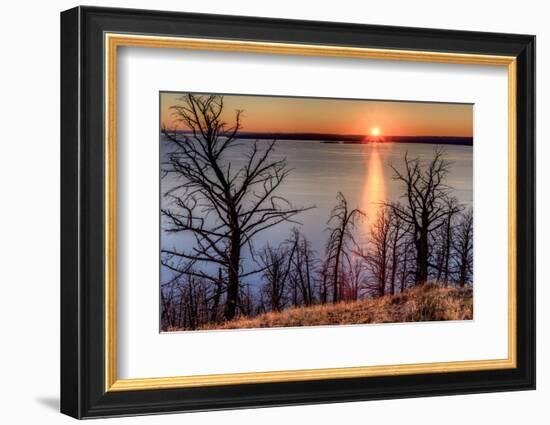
top-left (371, 127), bottom-right (381, 136)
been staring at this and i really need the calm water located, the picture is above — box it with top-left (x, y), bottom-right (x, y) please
top-left (160, 138), bottom-right (473, 286)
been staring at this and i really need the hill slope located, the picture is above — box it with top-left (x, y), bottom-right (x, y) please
top-left (188, 284), bottom-right (473, 331)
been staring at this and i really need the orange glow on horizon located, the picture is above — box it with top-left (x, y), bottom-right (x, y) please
top-left (161, 93), bottom-right (473, 138)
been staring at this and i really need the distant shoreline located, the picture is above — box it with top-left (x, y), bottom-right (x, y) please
top-left (319, 138), bottom-right (473, 146)
top-left (162, 130), bottom-right (473, 146)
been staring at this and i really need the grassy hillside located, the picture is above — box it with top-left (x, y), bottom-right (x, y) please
top-left (173, 284), bottom-right (472, 331)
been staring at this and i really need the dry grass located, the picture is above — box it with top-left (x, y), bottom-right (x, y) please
top-left (169, 284), bottom-right (473, 331)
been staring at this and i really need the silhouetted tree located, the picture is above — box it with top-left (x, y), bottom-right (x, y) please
top-left (432, 197), bottom-right (461, 286)
top-left (324, 192), bottom-right (364, 302)
top-left (361, 208), bottom-right (392, 297)
top-left (387, 206), bottom-right (409, 295)
top-left (258, 245), bottom-right (290, 312)
top-left (239, 283), bottom-right (256, 317)
top-left (398, 239), bottom-right (414, 293)
top-left (161, 273), bottom-right (213, 330)
top-left (318, 261), bottom-right (330, 304)
top-left (356, 206), bottom-right (408, 297)
top-left (385, 147), bottom-right (462, 284)
top-left (344, 257), bottom-right (364, 301)
top-left (161, 94), bottom-right (311, 320)
top-left (453, 208), bottom-right (473, 286)
top-left (286, 228), bottom-right (317, 306)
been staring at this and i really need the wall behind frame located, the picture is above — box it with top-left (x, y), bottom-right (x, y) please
top-left (0, 1), bottom-right (544, 424)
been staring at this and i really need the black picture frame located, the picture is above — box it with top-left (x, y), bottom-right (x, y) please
top-left (61, 6), bottom-right (535, 419)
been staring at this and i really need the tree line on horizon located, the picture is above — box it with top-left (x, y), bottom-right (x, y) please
top-left (159, 94), bottom-right (473, 331)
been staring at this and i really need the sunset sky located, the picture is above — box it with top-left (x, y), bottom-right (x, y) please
top-left (160, 92), bottom-right (473, 137)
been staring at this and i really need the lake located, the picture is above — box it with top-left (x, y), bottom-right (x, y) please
top-left (160, 138), bottom-right (473, 287)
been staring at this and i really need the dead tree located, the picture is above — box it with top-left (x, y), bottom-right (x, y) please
top-left (356, 206), bottom-right (408, 298)
top-left (387, 207), bottom-right (409, 295)
top-left (453, 208), bottom-right (473, 286)
top-left (318, 261), bottom-right (330, 304)
top-left (286, 228), bottom-right (317, 306)
top-left (345, 257), bottom-right (364, 301)
top-left (238, 283), bottom-right (255, 317)
top-left (385, 147), bottom-right (462, 285)
top-left (358, 208), bottom-right (391, 297)
top-left (258, 245), bottom-right (290, 312)
top-left (161, 273), bottom-right (213, 330)
top-left (433, 197), bottom-right (460, 286)
top-left (324, 192), bottom-right (364, 302)
top-left (209, 268), bottom-right (224, 322)
top-left (398, 239), bottom-right (414, 293)
top-left (161, 94), bottom-right (310, 320)
top-left (160, 288), bottom-right (175, 330)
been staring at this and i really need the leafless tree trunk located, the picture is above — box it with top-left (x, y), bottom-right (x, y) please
top-left (399, 240), bottom-right (413, 293)
top-left (258, 245), bottom-right (289, 312)
top-left (210, 268), bottom-right (224, 322)
top-left (160, 290), bottom-right (174, 330)
top-left (346, 257), bottom-right (364, 301)
top-left (454, 208), bottom-right (473, 286)
top-left (324, 192), bottom-right (364, 303)
top-left (433, 197), bottom-right (460, 286)
top-left (239, 284), bottom-right (255, 317)
top-left (286, 228), bottom-right (317, 306)
top-left (388, 208), bottom-right (408, 295)
top-left (367, 208), bottom-right (391, 297)
top-left (160, 273), bottom-right (215, 330)
top-left (318, 262), bottom-right (329, 304)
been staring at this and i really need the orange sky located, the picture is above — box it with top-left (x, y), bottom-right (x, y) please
top-left (160, 92), bottom-right (473, 137)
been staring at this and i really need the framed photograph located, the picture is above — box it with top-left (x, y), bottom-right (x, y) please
top-left (60, 6), bottom-right (535, 419)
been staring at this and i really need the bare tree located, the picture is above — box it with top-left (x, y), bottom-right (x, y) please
top-left (385, 147), bottom-right (462, 285)
top-left (258, 244), bottom-right (289, 312)
top-left (161, 286), bottom-right (176, 330)
top-left (324, 192), bottom-right (364, 302)
top-left (209, 268), bottom-right (224, 322)
top-left (161, 273), bottom-right (213, 330)
top-left (387, 207), bottom-right (409, 295)
top-left (398, 239), bottom-right (414, 293)
top-left (356, 206), bottom-right (408, 298)
top-left (432, 197), bottom-right (461, 286)
top-left (344, 256), bottom-right (364, 301)
top-left (318, 261), bottom-right (330, 304)
top-left (285, 228), bottom-right (317, 306)
top-left (360, 208), bottom-right (391, 297)
top-left (453, 208), bottom-right (473, 286)
top-left (238, 283), bottom-right (256, 317)
top-left (161, 94), bottom-right (311, 320)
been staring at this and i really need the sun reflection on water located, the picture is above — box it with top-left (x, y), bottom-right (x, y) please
top-left (360, 146), bottom-right (387, 238)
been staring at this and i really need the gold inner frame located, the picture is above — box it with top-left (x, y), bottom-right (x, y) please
top-left (104, 33), bottom-right (517, 392)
